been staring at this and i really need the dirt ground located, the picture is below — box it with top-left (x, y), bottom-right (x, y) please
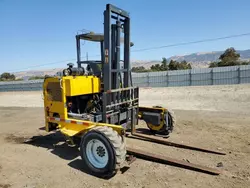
top-left (0, 84), bottom-right (250, 188)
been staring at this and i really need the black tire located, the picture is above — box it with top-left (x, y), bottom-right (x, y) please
top-left (80, 126), bottom-right (126, 177)
top-left (166, 108), bottom-right (176, 133)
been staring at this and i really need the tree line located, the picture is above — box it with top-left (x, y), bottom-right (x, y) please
top-left (132, 47), bottom-right (250, 73)
top-left (208, 47), bottom-right (249, 68)
top-left (132, 58), bottom-right (192, 73)
top-left (0, 72), bottom-right (18, 81)
top-left (0, 72), bottom-right (45, 82)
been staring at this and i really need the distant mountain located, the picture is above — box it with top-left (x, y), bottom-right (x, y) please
top-left (12, 49), bottom-right (250, 79)
top-left (167, 49), bottom-right (250, 68)
top-left (131, 60), bottom-right (161, 69)
top-left (14, 68), bottom-right (63, 80)
top-left (132, 49), bottom-right (250, 69)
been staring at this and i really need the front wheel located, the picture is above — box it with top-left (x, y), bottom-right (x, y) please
top-left (80, 126), bottom-right (126, 177)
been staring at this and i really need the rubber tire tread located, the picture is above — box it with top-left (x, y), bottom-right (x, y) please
top-left (167, 108), bottom-right (176, 132)
top-left (91, 126), bottom-right (126, 165)
top-left (80, 126), bottom-right (126, 177)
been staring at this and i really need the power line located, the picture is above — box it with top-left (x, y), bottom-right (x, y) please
top-left (7, 54), bottom-right (102, 72)
top-left (7, 58), bottom-right (77, 72)
top-left (6, 32), bottom-right (250, 72)
top-left (76, 28), bottom-right (93, 34)
top-left (132, 32), bottom-right (250, 52)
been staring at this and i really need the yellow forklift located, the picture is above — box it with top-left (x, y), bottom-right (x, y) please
top-left (43, 4), bottom-right (225, 177)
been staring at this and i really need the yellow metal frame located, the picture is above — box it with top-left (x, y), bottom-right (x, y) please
top-left (43, 75), bottom-right (124, 138)
top-left (48, 117), bottom-right (124, 137)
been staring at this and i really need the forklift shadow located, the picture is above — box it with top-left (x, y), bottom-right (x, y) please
top-left (24, 132), bottom-right (118, 179)
top-left (134, 128), bottom-right (153, 135)
top-left (24, 131), bottom-right (79, 161)
top-left (68, 159), bottom-right (115, 180)
top-left (133, 128), bottom-right (170, 138)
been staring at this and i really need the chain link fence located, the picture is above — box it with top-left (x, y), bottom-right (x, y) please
top-left (0, 65), bottom-right (250, 92)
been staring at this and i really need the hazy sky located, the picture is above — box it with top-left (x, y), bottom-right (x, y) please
top-left (1, 0), bottom-right (250, 73)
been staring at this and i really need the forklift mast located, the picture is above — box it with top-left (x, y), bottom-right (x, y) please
top-left (102, 4), bottom-right (138, 127)
top-left (75, 4), bottom-right (139, 128)
top-left (103, 4), bottom-right (131, 92)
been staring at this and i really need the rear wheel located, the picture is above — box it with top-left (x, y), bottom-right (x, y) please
top-left (147, 106), bottom-right (176, 135)
top-left (80, 126), bottom-right (126, 177)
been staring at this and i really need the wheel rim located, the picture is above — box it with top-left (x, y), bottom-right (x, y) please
top-left (147, 122), bottom-right (165, 131)
top-left (86, 139), bottom-right (109, 168)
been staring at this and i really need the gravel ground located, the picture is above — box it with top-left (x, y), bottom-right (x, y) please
top-left (0, 84), bottom-right (250, 188)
